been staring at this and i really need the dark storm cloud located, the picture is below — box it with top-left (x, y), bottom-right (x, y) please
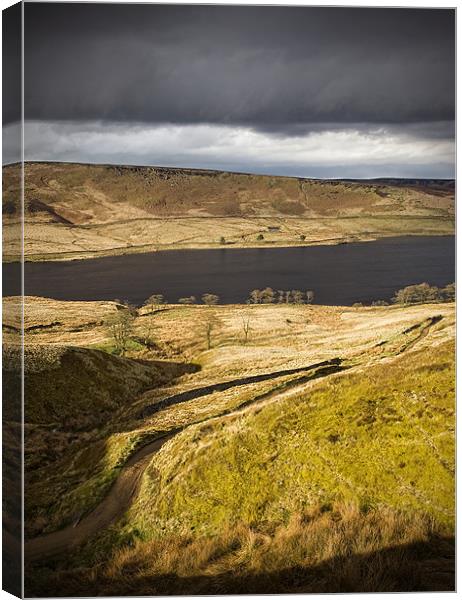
top-left (22, 4), bottom-right (455, 131)
top-left (3, 2), bottom-right (21, 125)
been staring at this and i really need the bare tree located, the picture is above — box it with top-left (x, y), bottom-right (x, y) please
top-left (241, 311), bottom-right (252, 344)
top-left (291, 290), bottom-right (305, 304)
top-left (201, 312), bottom-right (221, 350)
top-left (144, 293), bottom-right (165, 314)
top-left (104, 306), bottom-right (135, 356)
top-left (202, 293), bottom-right (220, 306)
top-left (277, 290), bottom-right (285, 304)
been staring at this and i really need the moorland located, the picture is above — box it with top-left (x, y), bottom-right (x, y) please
top-left (2, 162), bottom-right (455, 595)
top-left (2, 162), bottom-right (455, 261)
top-left (2, 291), bottom-right (455, 595)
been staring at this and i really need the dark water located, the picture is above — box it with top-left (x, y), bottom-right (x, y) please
top-left (4, 236), bottom-right (455, 306)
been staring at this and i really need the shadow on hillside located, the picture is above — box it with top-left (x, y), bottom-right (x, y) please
top-left (27, 534), bottom-right (455, 597)
top-left (135, 358), bottom-right (199, 376)
top-left (138, 358), bottom-right (344, 419)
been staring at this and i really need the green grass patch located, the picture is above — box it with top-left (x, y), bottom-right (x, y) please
top-left (91, 338), bottom-right (146, 355)
top-left (129, 341), bottom-right (455, 539)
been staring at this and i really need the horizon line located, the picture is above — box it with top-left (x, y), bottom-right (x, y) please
top-left (2, 159), bottom-right (455, 183)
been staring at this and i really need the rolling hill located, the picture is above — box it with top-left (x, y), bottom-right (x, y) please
top-left (2, 295), bottom-right (453, 594)
top-left (2, 162), bottom-right (455, 261)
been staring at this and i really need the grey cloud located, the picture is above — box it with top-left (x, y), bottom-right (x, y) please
top-left (252, 121), bottom-right (455, 141)
top-left (22, 120), bottom-right (455, 179)
top-left (22, 4), bottom-right (455, 131)
top-left (3, 123), bottom-right (21, 165)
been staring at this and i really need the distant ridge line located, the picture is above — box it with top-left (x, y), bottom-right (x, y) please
top-left (4, 160), bottom-right (455, 186)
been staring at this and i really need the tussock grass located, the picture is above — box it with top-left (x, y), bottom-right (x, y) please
top-left (18, 297), bottom-right (455, 595)
top-left (27, 503), bottom-right (454, 595)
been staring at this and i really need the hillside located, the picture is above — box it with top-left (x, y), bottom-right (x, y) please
top-left (5, 296), bottom-right (453, 593)
top-left (3, 162), bottom-right (455, 261)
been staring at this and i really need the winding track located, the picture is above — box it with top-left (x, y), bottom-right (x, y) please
top-left (25, 316), bottom-right (442, 563)
top-left (25, 359), bottom-right (344, 563)
top-left (25, 433), bottom-right (177, 563)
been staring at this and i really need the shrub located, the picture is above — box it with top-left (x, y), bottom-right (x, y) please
top-left (144, 294), bottom-right (165, 313)
top-left (202, 293), bottom-right (220, 306)
top-left (441, 283), bottom-right (455, 302)
top-left (178, 296), bottom-right (196, 305)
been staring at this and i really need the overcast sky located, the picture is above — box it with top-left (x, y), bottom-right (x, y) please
top-left (7, 3), bottom-right (456, 177)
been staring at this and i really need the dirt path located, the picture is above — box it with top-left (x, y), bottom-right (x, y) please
top-left (25, 318), bottom-right (441, 564)
top-left (25, 433), bottom-right (178, 563)
top-left (25, 359), bottom-right (345, 564)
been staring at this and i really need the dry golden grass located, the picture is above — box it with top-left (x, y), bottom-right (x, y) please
top-left (2, 162), bottom-right (454, 260)
top-left (12, 295), bottom-right (454, 595)
top-left (27, 503), bottom-right (454, 596)
top-left (6, 296), bottom-right (454, 375)
top-left (18, 297), bottom-right (454, 533)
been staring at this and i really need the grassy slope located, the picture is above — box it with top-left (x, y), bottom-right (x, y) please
top-left (14, 343), bottom-right (195, 535)
top-left (5, 345), bottom-right (192, 428)
top-left (13, 297), bottom-right (454, 593)
top-left (3, 163), bottom-right (455, 260)
top-left (27, 339), bottom-right (455, 596)
top-left (131, 341), bottom-right (455, 538)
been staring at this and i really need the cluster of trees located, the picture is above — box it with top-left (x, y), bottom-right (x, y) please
top-left (103, 292), bottom-right (223, 354)
top-left (248, 288), bottom-right (314, 305)
top-left (141, 289), bottom-right (318, 308)
top-left (103, 300), bottom-right (252, 355)
top-left (104, 281), bottom-right (454, 356)
top-left (391, 282), bottom-right (455, 305)
top-left (144, 294), bottom-right (165, 313)
top-left (352, 283), bottom-right (456, 308)
top-left (143, 293), bottom-right (220, 309)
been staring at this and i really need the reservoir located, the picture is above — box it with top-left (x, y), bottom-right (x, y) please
top-left (5, 235), bottom-right (455, 306)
